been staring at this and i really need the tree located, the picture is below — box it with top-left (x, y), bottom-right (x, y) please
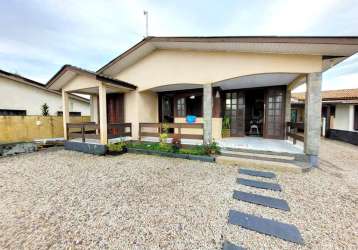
top-left (41, 103), bottom-right (50, 116)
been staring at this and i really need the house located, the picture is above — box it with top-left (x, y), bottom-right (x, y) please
top-left (292, 88), bottom-right (358, 145)
top-left (0, 69), bottom-right (90, 116)
top-left (46, 36), bottom-right (358, 166)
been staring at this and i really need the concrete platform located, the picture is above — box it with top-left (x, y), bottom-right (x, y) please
top-left (217, 137), bottom-right (303, 154)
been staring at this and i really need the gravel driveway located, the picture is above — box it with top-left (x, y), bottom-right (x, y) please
top-left (0, 138), bottom-right (357, 249)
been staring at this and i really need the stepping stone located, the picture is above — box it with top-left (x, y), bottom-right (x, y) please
top-left (237, 178), bottom-right (282, 191)
top-left (228, 210), bottom-right (304, 245)
top-left (239, 168), bottom-right (276, 179)
top-left (223, 241), bottom-right (246, 250)
top-left (233, 190), bottom-right (290, 211)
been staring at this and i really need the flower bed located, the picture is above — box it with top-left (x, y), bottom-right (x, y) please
top-left (126, 142), bottom-right (216, 162)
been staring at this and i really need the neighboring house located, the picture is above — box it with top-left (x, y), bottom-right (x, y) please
top-left (45, 36), bottom-right (358, 166)
top-left (292, 89), bottom-right (358, 146)
top-left (0, 69), bottom-right (90, 116)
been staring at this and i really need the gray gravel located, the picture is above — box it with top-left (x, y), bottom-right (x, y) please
top-left (0, 138), bottom-right (357, 249)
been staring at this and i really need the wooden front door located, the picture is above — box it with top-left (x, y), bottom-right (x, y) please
top-left (264, 87), bottom-right (285, 139)
top-left (107, 93), bottom-right (124, 136)
top-left (225, 92), bottom-right (245, 136)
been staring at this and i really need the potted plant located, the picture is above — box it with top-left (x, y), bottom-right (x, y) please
top-left (107, 141), bottom-right (127, 155)
top-left (222, 115), bottom-right (231, 137)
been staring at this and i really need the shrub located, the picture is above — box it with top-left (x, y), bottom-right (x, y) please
top-left (172, 134), bottom-right (181, 152)
top-left (41, 103), bottom-right (49, 116)
top-left (108, 141), bottom-right (127, 152)
top-left (204, 140), bottom-right (220, 155)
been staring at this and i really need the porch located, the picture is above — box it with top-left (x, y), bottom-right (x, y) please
top-left (217, 136), bottom-right (303, 155)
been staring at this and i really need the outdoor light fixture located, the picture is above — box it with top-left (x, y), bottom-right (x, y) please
top-left (215, 90), bottom-right (221, 98)
top-left (190, 95), bottom-right (195, 99)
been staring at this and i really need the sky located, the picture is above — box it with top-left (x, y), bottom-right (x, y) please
top-left (0, 0), bottom-right (358, 92)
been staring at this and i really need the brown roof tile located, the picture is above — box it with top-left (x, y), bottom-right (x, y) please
top-left (292, 88), bottom-right (358, 101)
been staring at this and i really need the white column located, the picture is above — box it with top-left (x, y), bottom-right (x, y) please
top-left (203, 83), bottom-right (213, 144)
top-left (304, 72), bottom-right (322, 167)
top-left (98, 83), bottom-right (108, 144)
top-left (90, 95), bottom-right (99, 123)
top-left (62, 90), bottom-right (70, 140)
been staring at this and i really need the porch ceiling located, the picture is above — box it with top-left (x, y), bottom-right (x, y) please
top-left (213, 73), bottom-right (300, 90)
top-left (150, 83), bottom-right (203, 92)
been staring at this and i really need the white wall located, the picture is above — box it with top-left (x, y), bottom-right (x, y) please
top-left (0, 76), bottom-right (90, 116)
top-left (333, 104), bottom-right (355, 131)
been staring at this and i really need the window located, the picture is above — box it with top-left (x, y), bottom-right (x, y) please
top-left (176, 98), bottom-right (186, 117)
top-left (354, 105), bottom-right (358, 130)
top-left (175, 95), bottom-right (203, 117)
top-left (0, 109), bottom-right (26, 116)
top-left (185, 95), bottom-right (202, 116)
top-left (57, 111), bottom-right (82, 116)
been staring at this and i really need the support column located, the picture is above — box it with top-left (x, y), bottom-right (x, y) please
top-left (304, 72), bottom-right (322, 167)
top-left (90, 95), bottom-right (99, 135)
top-left (90, 95), bottom-right (99, 123)
top-left (98, 83), bottom-right (108, 144)
top-left (203, 83), bottom-right (213, 144)
top-left (285, 86), bottom-right (291, 138)
top-left (62, 90), bottom-right (70, 140)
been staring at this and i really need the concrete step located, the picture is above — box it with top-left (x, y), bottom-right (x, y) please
top-left (216, 155), bottom-right (308, 173)
top-left (221, 150), bottom-right (296, 163)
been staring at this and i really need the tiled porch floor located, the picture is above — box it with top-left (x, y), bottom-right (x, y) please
top-left (217, 137), bottom-right (304, 154)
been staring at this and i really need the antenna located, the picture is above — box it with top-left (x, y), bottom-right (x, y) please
top-left (143, 10), bottom-right (149, 37)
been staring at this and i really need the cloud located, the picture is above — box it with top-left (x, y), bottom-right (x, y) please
top-left (0, 0), bottom-right (357, 87)
top-left (257, 0), bottom-right (340, 35)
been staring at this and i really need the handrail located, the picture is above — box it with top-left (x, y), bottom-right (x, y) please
top-left (66, 122), bottom-right (132, 142)
top-left (139, 122), bottom-right (204, 141)
top-left (286, 122), bottom-right (304, 144)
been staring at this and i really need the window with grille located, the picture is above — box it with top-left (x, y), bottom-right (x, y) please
top-left (176, 98), bottom-right (186, 117)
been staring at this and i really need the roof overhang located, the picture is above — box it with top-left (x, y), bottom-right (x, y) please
top-left (0, 68), bottom-right (89, 103)
top-left (98, 36), bottom-right (358, 76)
top-left (47, 65), bottom-right (137, 92)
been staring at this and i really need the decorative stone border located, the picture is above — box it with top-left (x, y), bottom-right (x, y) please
top-left (127, 148), bottom-right (215, 163)
top-left (0, 142), bottom-right (37, 157)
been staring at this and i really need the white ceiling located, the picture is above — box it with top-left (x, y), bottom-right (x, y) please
top-left (213, 73), bottom-right (300, 90)
top-left (150, 83), bottom-right (203, 92)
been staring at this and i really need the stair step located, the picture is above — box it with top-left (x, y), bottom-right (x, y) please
top-left (221, 149), bottom-right (296, 161)
top-left (216, 155), bottom-right (307, 173)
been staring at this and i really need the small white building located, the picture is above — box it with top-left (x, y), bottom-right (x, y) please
top-left (292, 89), bottom-right (358, 132)
top-left (0, 69), bottom-right (90, 116)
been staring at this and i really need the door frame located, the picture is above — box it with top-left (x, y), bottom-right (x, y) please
top-left (263, 86), bottom-right (286, 139)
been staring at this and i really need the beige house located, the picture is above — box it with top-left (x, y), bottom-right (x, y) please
top-left (46, 36), bottom-right (358, 166)
top-left (0, 69), bottom-right (90, 116)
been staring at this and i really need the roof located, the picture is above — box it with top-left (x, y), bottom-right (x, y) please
top-left (46, 64), bottom-right (137, 90)
top-left (293, 88), bottom-right (358, 101)
top-left (97, 36), bottom-right (358, 75)
top-left (0, 68), bottom-right (90, 103)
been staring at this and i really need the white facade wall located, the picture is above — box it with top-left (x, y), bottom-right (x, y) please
top-left (0, 76), bottom-right (90, 116)
top-left (333, 104), bottom-right (355, 131)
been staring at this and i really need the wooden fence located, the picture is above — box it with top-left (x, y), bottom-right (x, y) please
top-left (286, 122), bottom-right (304, 144)
top-left (67, 122), bottom-right (132, 142)
top-left (139, 123), bottom-right (204, 141)
top-left (0, 116), bottom-right (90, 143)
